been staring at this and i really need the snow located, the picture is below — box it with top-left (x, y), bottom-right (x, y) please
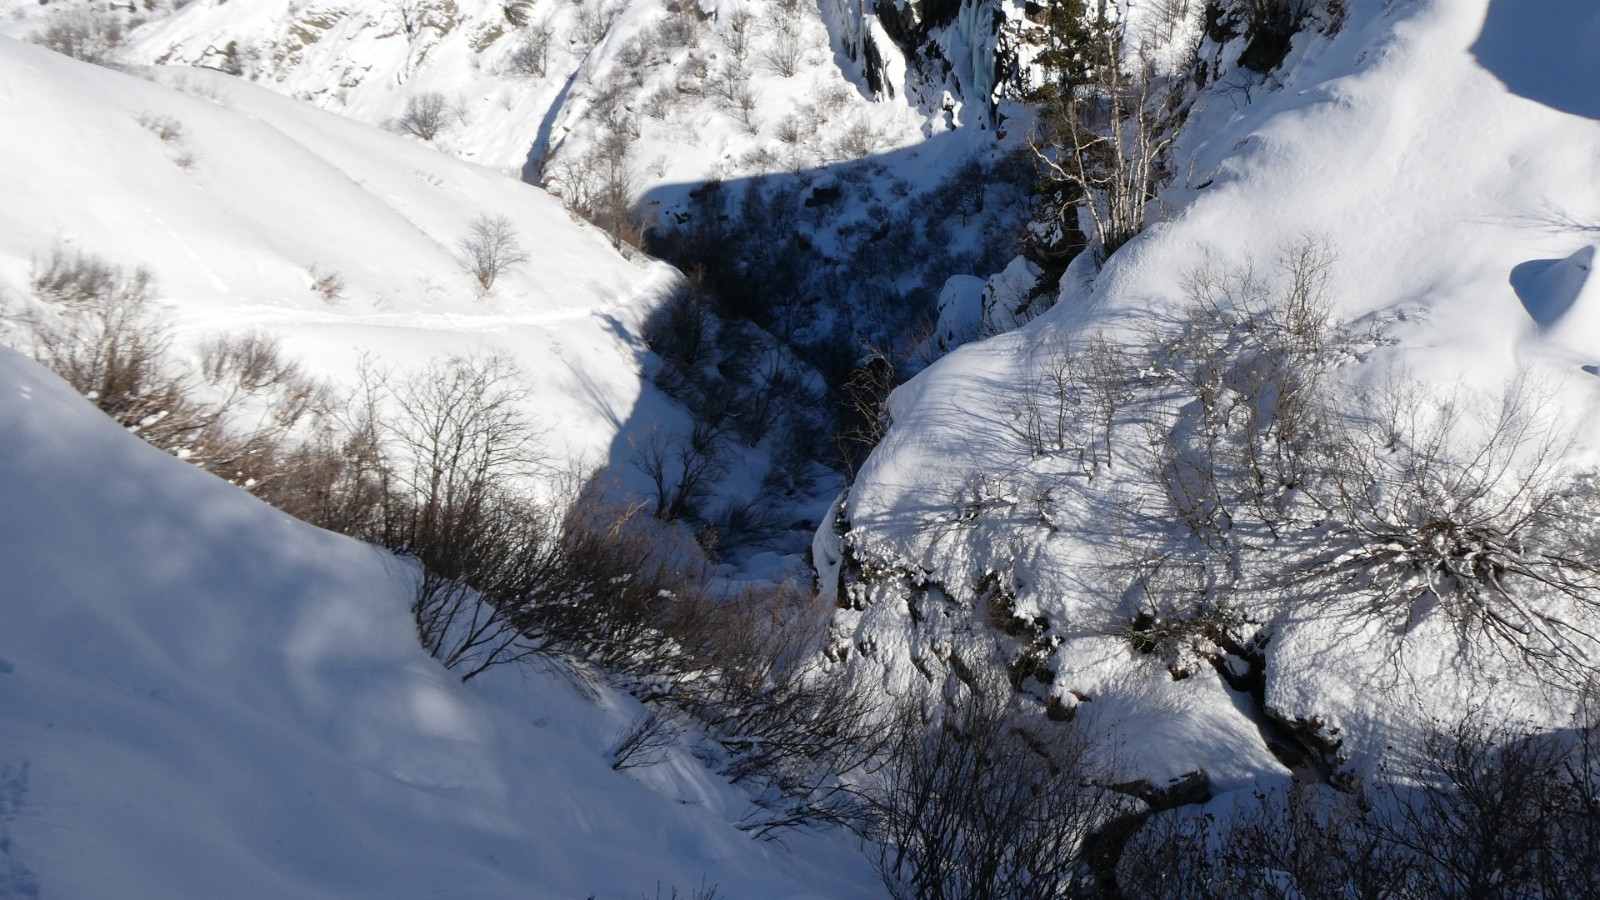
top-left (0, 37), bottom-right (882, 897)
top-left (6, 0), bottom-right (1600, 880)
top-left (835, 0), bottom-right (1600, 793)
top-left (0, 336), bottom-right (880, 898)
top-left (0, 35), bottom-right (674, 472)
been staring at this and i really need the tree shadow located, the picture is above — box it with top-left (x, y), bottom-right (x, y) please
top-left (1470, 0), bottom-right (1600, 120)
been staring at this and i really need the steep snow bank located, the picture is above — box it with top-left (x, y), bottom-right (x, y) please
top-left (0, 347), bottom-right (880, 897)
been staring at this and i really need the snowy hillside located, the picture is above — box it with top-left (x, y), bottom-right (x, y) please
top-left (8, 0), bottom-right (1600, 892)
top-left (0, 34), bottom-right (680, 472)
top-left (834, 0), bottom-right (1600, 790)
top-left (0, 36), bottom-right (886, 898)
top-left (0, 343), bottom-right (880, 898)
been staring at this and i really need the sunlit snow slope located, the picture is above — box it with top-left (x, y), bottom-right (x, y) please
top-left (835, 0), bottom-right (1600, 788)
top-left (0, 37), bottom-right (880, 898)
top-left (0, 35), bottom-right (671, 467)
top-left (0, 344), bottom-right (878, 898)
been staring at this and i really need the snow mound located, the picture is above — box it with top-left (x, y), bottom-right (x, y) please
top-left (1513, 244), bottom-right (1600, 355)
top-left (834, 0), bottom-right (1600, 792)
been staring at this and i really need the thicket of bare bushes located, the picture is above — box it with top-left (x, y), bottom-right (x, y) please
top-left (864, 668), bottom-right (1122, 900)
top-left (3, 247), bottom-right (877, 834)
top-left (1028, 1), bottom-right (1190, 262)
top-left (1118, 701), bottom-right (1600, 898)
top-left (15, 249), bottom-right (335, 496)
top-left (995, 240), bottom-right (1600, 681)
top-left (28, 6), bottom-right (129, 67)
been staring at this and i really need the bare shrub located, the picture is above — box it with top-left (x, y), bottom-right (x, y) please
top-left (457, 214), bottom-right (531, 290)
top-left (1303, 376), bottom-right (1600, 672)
top-left (773, 114), bottom-right (805, 145)
top-left (628, 421), bottom-right (730, 523)
top-left (22, 249), bottom-right (210, 452)
top-left (669, 581), bottom-right (880, 834)
top-left (760, 20), bottom-right (805, 78)
top-left (553, 127), bottom-right (643, 250)
top-left (308, 265), bottom-right (347, 303)
top-left (867, 668), bottom-right (1121, 899)
top-left (29, 7), bottom-right (127, 66)
top-left (610, 709), bottom-right (685, 769)
top-left (1006, 340), bottom-right (1086, 460)
top-left (573, 0), bottom-right (614, 45)
top-left (1118, 782), bottom-right (1411, 900)
top-left (722, 7), bottom-right (754, 64)
top-left (834, 118), bottom-right (878, 160)
top-left (135, 112), bottom-right (185, 143)
top-left (395, 91), bottom-right (451, 141)
top-left (18, 249), bottom-right (344, 498)
top-left (833, 346), bottom-right (895, 475)
top-left (503, 22), bottom-right (553, 76)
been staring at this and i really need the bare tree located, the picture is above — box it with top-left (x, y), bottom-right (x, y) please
top-left (503, 22), bottom-right (553, 77)
top-left (395, 92), bottom-right (451, 141)
top-left (457, 214), bottom-right (531, 290)
top-left (1029, 9), bottom-right (1188, 260)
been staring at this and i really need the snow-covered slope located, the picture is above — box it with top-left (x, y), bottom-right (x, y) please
top-left (0, 342), bottom-right (879, 897)
top-left (833, 0), bottom-right (1600, 790)
top-left (0, 36), bottom-right (887, 897)
top-left (0, 35), bottom-right (672, 469)
top-left (115, 0), bottom-right (955, 184)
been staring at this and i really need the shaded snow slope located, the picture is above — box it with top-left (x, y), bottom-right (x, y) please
top-left (0, 36), bottom-right (670, 467)
top-left (0, 348), bottom-right (881, 897)
top-left (835, 0), bottom-right (1600, 790)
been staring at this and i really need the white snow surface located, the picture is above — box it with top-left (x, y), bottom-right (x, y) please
top-left (0, 345), bottom-right (878, 898)
top-left (838, 0), bottom-right (1600, 788)
top-left (0, 38), bottom-right (881, 897)
top-left (0, 341), bottom-right (876, 890)
top-left (0, 35), bottom-right (673, 470)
